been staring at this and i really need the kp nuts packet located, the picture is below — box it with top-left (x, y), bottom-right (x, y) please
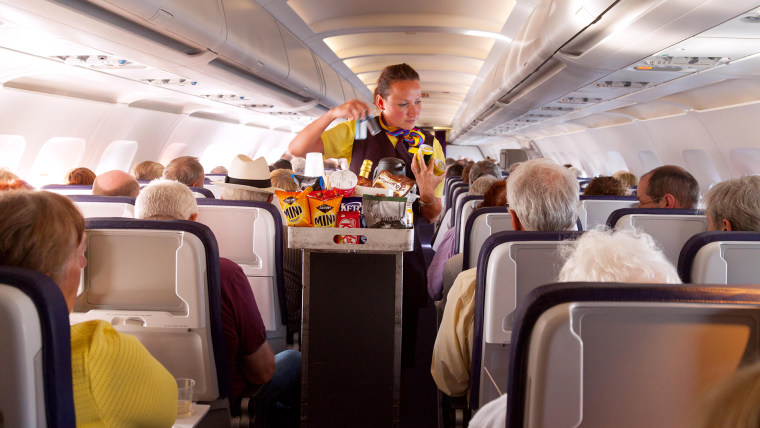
top-left (276, 188), bottom-right (312, 227)
top-left (307, 190), bottom-right (342, 228)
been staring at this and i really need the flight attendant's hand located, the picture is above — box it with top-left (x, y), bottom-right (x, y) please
top-left (331, 99), bottom-right (371, 121)
top-left (411, 151), bottom-right (445, 204)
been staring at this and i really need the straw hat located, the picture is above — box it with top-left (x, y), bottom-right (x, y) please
top-left (212, 154), bottom-right (278, 194)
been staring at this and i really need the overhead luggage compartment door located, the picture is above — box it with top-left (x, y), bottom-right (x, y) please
top-left (317, 57), bottom-right (346, 108)
top-left (217, 0), bottom-right (289, 87)
top-left (80, 0), bottom-right (227, 51)
top-left (279, 24), bottom-right (323, 105)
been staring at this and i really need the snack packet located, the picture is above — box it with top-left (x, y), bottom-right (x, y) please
top-left (308, 191), bottom-right (342, 227)
top-left (276, 188), bottom-right (312, 227)
top-left (362, 194), bottom-right (409, 229)
top-left (372, 170), bottom-right (414, 197)
top-left (292, 174), bottom-right (325, 191)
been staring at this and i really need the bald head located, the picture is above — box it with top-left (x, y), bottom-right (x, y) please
top-left (92, 170), bottom-right (140, 197)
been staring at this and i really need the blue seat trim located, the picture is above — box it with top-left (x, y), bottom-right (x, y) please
top-left (0, 266), bottom-right (76, 427)
top-left (505, 282), bottom-right (760, 427)
top-left (469, 230), bottom-right (583, 409)
top-left (190, 187), bottom-right (215, 198)
top-left (448, 186), bottom-right (469, 228)
top-left (605, 208), bottom-right (703, 228)
top-left (446, 182), bottom-right (467, 214)
top-left (196, 198), bottom-right (287, 326)
top-left (67, 195), bottom-right (136, 205)
top-left (579, 195), bottom-right (637, 201)
top-left (453, 195), bottom-right (483, 254)
top-left (41, 184), bottom-right (92, 191)
top-left (84, 218), bottom-right (231, 399)
top-left (460, 206), bottom-right (509, 271)
top-left (677, 231), bottom-right (760, 283)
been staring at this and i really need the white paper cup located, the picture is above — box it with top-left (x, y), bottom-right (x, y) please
top-left (304, 152), bottom-right (325, 178)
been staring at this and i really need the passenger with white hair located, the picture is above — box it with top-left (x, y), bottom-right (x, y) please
top-left (558, 228), bottom-right (681, 283)
top-left (703, 175), bottom-right (760, 232)
top-left (136, 179), bottom-right (301, 427)
top-left (432, 158), bottom-right (579, 400)
top-left (468, 228), bottom-right (680, 428)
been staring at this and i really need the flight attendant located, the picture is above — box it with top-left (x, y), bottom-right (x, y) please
top-left (288, 63), bottom-right (446, 365)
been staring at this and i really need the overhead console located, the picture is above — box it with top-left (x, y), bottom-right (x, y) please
top-left (452, 0), bottom-right (760, 144)
top-left (18, 0), bottom-right (361, 115)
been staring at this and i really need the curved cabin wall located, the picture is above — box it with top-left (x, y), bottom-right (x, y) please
top-left (534, 100), bottom-right (760, 195)
top-left (0, 84), bottom-right (295, 183)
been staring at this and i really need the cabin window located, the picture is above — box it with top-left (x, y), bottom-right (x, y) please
top-left (637, 151), bottom-right (662, 173)
top-left (159, 143), bottom-right (189, 166)
top-left (200, 144), bottom-right (234, 172)
top-left (96, 140), bottom-right (138, 175)
top-left (729, 148), bottom-right (760, 175)
top-left (607, 151), bottom-right (629, 174)
top-left (27, 137), bottom-right (86, 187)
top-left (683, 149), bottom-right (722, 194)
top-left (0, 135), bottom-right (26, 172)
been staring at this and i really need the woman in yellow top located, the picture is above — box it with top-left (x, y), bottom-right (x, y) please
top-left (288, 63), bottom-right (446, 224)
top-left (0, 190), bottom-right (177, 427)
top-left (289, 63), bottom-right (447, 366)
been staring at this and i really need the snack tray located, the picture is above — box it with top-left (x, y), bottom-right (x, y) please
top-left (288, 226), bottom-right (414, 252)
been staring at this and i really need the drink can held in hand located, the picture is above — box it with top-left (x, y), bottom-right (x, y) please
top-left (419, 144), bottom-right (434, 166)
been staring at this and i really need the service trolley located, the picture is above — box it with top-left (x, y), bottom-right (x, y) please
top-left (289, 226), bottom-right (414, 427)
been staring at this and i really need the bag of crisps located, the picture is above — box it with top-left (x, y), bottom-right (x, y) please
top-left (276, 188), bottom-right (312, 227)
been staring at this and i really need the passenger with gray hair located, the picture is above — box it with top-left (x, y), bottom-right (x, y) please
top-left (636, 165), bottom-right (699, 209)
top-left (162, 156), bottom-right (205, 188)
top-left (558, 228), bottom-right (681, 283)
top-left (468, 227), bottom-right (680, 428)
top-left (506, 158), bottom-right (578, 231)
top-left (468, 160), bottom-right (501, 185)
top-left (432, 158), bottom-right (579, 400)
top-left (290, 156), bottom-right (306, 175)
top-left (135, 178), bottom-right (300, 427)
top-left (704, 176), bottom-right (760, 232)
top-left (134, 179), bottom-right (198, 221)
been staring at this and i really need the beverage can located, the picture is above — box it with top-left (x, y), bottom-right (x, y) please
top-left (433, 159), bottom-right (445, 176)
top-left (419, 144), bottom-right (434, 166)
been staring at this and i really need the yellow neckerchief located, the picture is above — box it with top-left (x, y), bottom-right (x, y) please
top-left (378, 113), bottom-right (425, 154)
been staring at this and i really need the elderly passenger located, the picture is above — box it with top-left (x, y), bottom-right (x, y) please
top-left (431, 159), bottom-right (579, 399)
top-left (469, 227), bottom-right (680, 428)
top-left (136, 178), bottom-right (300, 427)
top-left (636, 165), bottom-right (699, 209)
top-left (92, 170), bottom-right (140, 197)
top-left (703, 176), bottom-right (760, 232)
top-left (163, 156), bottom-right (205, 188)
top-left (0, 190), bottom-right (176, 426)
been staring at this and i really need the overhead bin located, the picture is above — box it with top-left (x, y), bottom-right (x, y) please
top-left (79, 0), bottom-right (227, 53)
top-left (278, 23), bottom-right (323, 105)
top-left (317, 57), bottom-right (346, 108)
top-left (39, 0), bottom-right (342, 113)
top-left (453, 0), bottom-right (760, 142)
top-left (217, 0), bottom-right (290, 87)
